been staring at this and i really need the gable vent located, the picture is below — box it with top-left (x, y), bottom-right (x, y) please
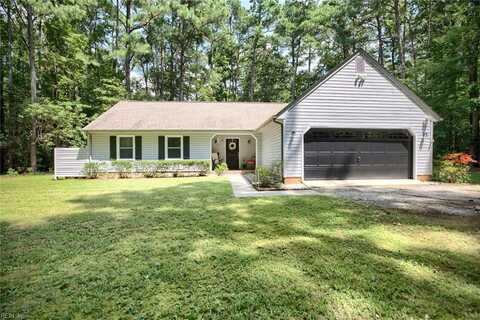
top-left (354, 56), bottom-right (367, 86)
top-left (355, 56), bottom-right (366, 74)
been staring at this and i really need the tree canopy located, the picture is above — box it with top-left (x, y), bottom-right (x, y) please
top-left (0, 0), bottom-right (479, 172)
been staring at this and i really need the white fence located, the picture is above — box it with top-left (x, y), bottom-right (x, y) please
top-left (54, 148), bottom-right (89, 178)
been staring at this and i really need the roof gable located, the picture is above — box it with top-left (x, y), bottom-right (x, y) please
top-left (276, 50), bottom-right (441, 121)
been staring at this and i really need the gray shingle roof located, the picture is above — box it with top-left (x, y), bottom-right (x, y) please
top-left (83, 101), bottom-right (286, 131)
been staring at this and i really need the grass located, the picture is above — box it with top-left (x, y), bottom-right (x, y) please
top-left (1, 175), bottom-right (479, 319)
top-left (471, 170), bottom-right (480, 184)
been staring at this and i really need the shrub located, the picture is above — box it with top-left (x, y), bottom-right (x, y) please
top-left (156, 160), bottom-right (210, 175)
top-left (127, 160), bottom-right (210, 178)
top-left (433, 160), bottom-right (471, 184)
top-left (112, 160), bottom-right (134, 178)
top-left (255, 162), bottom-right (282, 188)
top-left (442, 152), bottom-right (477, 165)
top-left (135, 161), bottom-right (159, 178)
top-left (6, 168), bottom-right (19, 176)
top-left (83, 162), bottom-right (106, 179)
top-left (214, 162), bottom-right (228, 176)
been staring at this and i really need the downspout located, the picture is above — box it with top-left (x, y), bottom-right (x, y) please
top-left (273, 117), bottom-right (284, 178)
top-left (88, 133), bottom-right (92, 161)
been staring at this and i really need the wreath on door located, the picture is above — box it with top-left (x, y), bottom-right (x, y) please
top-left (228, 142), bottom-right (237, 150)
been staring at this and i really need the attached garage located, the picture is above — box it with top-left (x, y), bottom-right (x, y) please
top-left (275, 50), bottom-right (442, 183)
top-left (304, 128), bottom-right (413, 180)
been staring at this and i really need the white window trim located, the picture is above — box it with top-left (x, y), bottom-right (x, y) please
top-left (165, 135), bottom-right (183, 160)
top-left (117, 135), bottom-right (135, 160)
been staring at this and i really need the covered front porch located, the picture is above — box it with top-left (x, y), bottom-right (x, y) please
top-left (211, 134), bottom-right (257, 170)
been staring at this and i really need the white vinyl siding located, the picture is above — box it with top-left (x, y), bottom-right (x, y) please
top-left (54, 148), bottom-right (89, 177)
top-left (281, 57), bottom-right (434, 178)
top-left (91, 131), bottom-right (213, 162)
top-left (256, 121), bottom-right (282, 168)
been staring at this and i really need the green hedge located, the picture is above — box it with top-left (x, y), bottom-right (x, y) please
top-left (112, 160), bottom-right (134, 178)
top-left (134, 160), bottom-right (210, 178)
top-left (82, 160), bottom-right (210, 178)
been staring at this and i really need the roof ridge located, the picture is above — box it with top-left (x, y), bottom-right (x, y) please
top-left (117, 100), bottom-right (285, 104)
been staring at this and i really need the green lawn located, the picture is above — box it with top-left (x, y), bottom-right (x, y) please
top-left (1, 176), bottom-right (479, 319)
top-left (471, 171), bottom-right (480, 184)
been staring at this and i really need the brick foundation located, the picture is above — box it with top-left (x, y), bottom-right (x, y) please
top-left (417, 175), bottom-right (432, 181)
top-left (283, 177), bottom-right (303, 184)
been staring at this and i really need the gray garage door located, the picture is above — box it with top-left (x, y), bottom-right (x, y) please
top-left (304, 129), bottom-right (412, 180)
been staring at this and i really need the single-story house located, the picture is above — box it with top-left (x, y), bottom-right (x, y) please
top-left (56, 50), bottom-right (441, 182)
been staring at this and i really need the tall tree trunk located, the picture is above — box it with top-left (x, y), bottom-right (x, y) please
top-left (470, 60), bottom-right (479, 161)
top-left (159, 42), bottom-right (164, 100)
top-left (178, 47), bottom-right (184, 101)
top-left (408, 13), bottom-right (418, 89)
top-left (467, 4), bottom-right (480, 161)
top-left (115, 0), bottom-right (119, 50)
top-left (6, 1), bottom-right (14, 169)
top-left (375, 14), bottom-right (384, 66)
top-left (290, 36), bottom-right (296, 99)
top-left (394, 0), bottom-right (405, 78)
top-left (124, 0), bottom-right (132, 96)
top-left (142, 61), bottom-right (149, 96)
top-left (0, 41), bottom-right (5, 173)
top-left (27, 4), bottom-right (37, 172)
top-left (113, 0), bottom-right (119, 71)
top-left (307, 45), bottom-right (312, 73)
top-left (248, 34), bottom-right (258, 101)
top-left (178, 43), bottom-right (185, 101)
top-left (169, 42), bottom-right (175, 100)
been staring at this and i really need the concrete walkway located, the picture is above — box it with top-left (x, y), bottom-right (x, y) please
top-left (228, 175), bottom-right (317, 198)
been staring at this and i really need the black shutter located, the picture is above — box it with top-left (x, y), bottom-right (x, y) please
top-left (135, 136), bottom-right (142, 160)
top-left (109, 136), bottom-right (117, 160)
top-left (183, 136), bottom-right (190, 159)
top-left (158, 136), bottom-right (165, 159)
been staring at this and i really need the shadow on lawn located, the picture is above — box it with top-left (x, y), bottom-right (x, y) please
top-left (2, 179), bottom-right (480, 319)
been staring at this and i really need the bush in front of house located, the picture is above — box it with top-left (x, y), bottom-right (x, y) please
top-left (433, 152), bottom-right (476, 183)
top-left (112, 160), bottom-right (134, 178)
top-left (255, 162), bottom-right (282, 188)
top-left (128, 160), bottom-right (211, 178)
top-left (214, 162), bottom-right (228, 176)
top-left (157, 160), bottom-right (210, 175)
top-left (135, 160), bottom-right (159, 178)
top-left (83, 162), bottom-right (106, 179)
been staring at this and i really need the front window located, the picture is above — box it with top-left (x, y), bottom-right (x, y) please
top-left (118, 136), bottom-right (134, 160)
top-left (167, 136), bottom-right (182, 159)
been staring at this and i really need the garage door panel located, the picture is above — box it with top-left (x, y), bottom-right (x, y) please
top-left (359, 153), bottom-right (388, 164)
top-left (316, 153), bottom-right (333, 165)
top-left (335, 142), bottom-right (359, 152)
top-left (304, 151), bottom-right (318, 166)
top-left (331, 153), bottom-right (357, 164)
top-left (385, 142), bottom-right (409, 152)
top-left (304, 129), bottom-right (412, 180)
top-left (305, 141), bottom-right (330, 151)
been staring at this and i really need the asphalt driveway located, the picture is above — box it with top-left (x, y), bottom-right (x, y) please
top-left (306, 180), bottom-right (480, 216)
